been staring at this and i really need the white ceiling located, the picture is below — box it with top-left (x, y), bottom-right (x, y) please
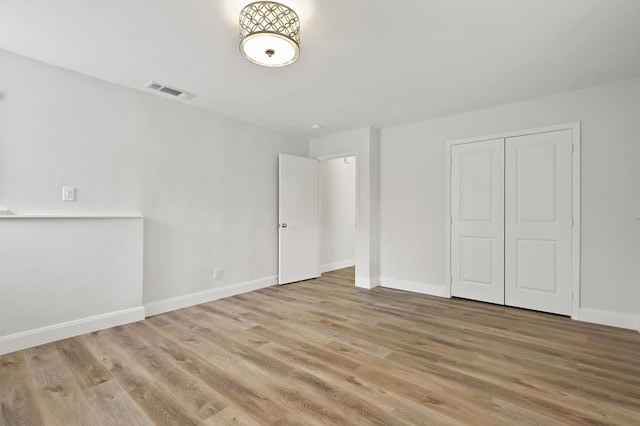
top-left (1, 0), bottom-right (640, 138)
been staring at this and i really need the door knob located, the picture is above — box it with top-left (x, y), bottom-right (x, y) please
top-left (280, 223), bottom-right (287, 228)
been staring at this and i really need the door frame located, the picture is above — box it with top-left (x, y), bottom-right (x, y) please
top-left (445, 122), bottom-right (581, 319)
top-left (315, 151), bottom-right (359, 280)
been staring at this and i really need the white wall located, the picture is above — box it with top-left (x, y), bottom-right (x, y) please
top-left (379, 77), bottom-right (640, 328)
top-left (320, 156), bottom-right (356, 272)
top-left (0, 49), bottom-right (308, 314)
top-left (2, 47), bottom-right (638, 333)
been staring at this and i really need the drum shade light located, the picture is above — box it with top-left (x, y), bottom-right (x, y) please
top-left (239, 2), bottom-right (300, 67)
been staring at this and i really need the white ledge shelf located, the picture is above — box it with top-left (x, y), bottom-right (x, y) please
top-left (0, 215), bottom-right (143, 219)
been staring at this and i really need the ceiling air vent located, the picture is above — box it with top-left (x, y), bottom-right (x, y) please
top-left (145, 81), bottom-right (195, 100)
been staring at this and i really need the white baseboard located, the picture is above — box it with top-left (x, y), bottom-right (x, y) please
top-left (144, 275), bottom-right (277, 317)
top-left (0, 307), bottom-right (145, 356)
top-left (355, 277), bottom-right (379, 289)
top-left (320, 259), bottom-right (355, 273)
top-left (379, 277), bottom-right (450, 298)
top-left (579, 307), bottom-right (639, 331)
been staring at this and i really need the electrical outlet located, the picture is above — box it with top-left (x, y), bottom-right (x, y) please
top-left (213, 268), bottom-right (222, 280)
top-left (62, 186), bottom-right (76, 202)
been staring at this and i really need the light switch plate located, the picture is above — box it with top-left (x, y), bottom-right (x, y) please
top-left (62, 186), bottom-right (76, 201)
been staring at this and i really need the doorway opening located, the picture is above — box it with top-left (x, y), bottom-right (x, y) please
top-left (319, 156), bottom-right (357, 275)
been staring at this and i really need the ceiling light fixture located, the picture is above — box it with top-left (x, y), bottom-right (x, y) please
top-left (239, 1), bottom-right (300, 67)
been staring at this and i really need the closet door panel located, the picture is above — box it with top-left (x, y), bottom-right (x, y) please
top-left (451, 139), bottom-right (505, 304)
top-left (505, 130), bottom-right (572, 315)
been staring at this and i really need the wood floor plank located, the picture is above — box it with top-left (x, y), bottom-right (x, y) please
top-left (0, 352), bottom-right (44, 426)
top-left (257, 341), bottom-right (461, 426)
top-left (22, 345), bottom-right (100, 425)
top-left (79, 330), bottom-right (202, 426)
top-left (54, 338), bottom-right (111, 390)
top-left (158, 310), bottom-right (403, 425)
top-left (83, 380), bottom-right (154, 426)
top-left (106, 325), bottom-right (229, 420)
top-left (202, 406), bottom-right (260, 426)
top-left (2, 266), bottom-right (640, 425)
top-left (124, 318), bottom-right (295, 424)
top-left (157, 318), bottom-right (363, 425)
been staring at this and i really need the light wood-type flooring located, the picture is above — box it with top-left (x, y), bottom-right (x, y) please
top-left (2, 267), bottom-right (640, 425)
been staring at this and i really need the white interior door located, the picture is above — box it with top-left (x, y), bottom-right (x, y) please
top-left (278, 154), bottom-right (320, 284)
top-left (451, 139), bottom-right (505, 304)
top-left (505, 130), bottom-right (573, 315)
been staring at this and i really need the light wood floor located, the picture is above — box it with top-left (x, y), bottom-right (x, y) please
top-left (2, 267), bottom-right (640, 425)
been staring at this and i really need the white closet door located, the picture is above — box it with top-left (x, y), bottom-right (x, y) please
top-left (451, 139), bottom-right (505, 304)
top-left (505, 130), bottom-right (573, 315)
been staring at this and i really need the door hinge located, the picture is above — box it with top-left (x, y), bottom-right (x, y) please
top-left (571, 144), bottom-right (575, 154)
top-left (450, 275), bottom-right (453, 284)
top-left (450, 216), bottom-right (453, 225)
top-left (571, 217), bottom-right (574, 228)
